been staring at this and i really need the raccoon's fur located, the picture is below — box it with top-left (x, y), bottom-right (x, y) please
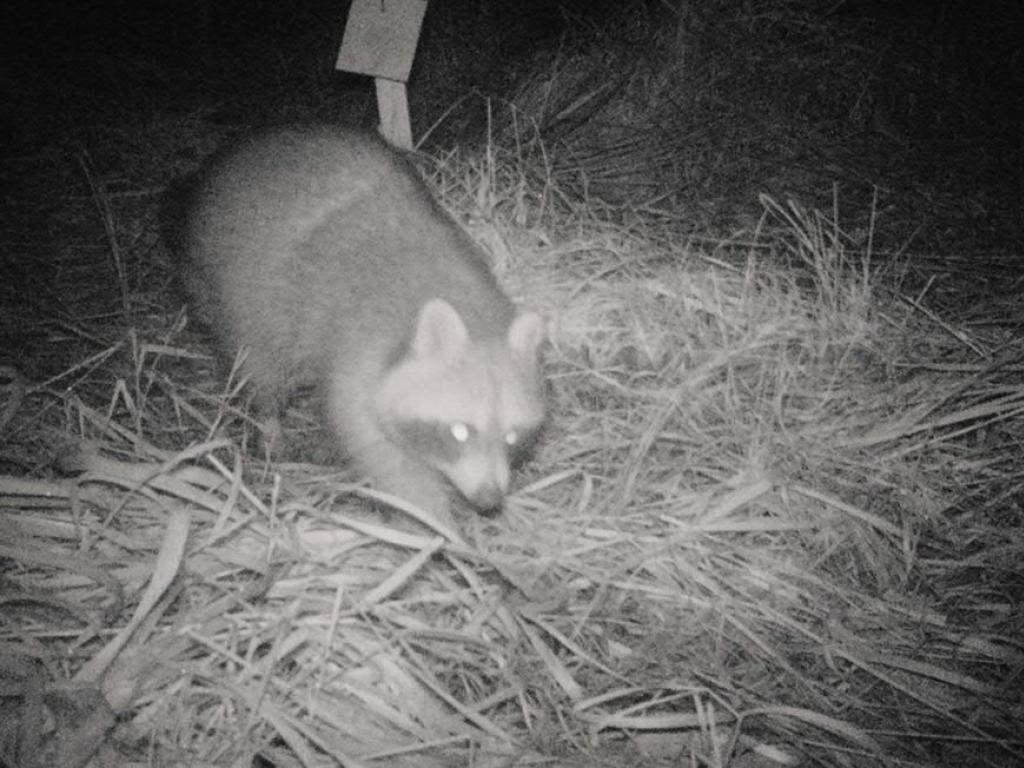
top-left (169, 126), bottom-right (546, 530)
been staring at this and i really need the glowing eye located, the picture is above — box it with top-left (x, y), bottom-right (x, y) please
top-left (505, 430), bottom-right (519, 446)
top-left (451, 423), bottom-right (470, 443)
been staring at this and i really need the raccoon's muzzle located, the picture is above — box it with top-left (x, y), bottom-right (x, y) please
top-left (462, 482), bottom-right (506, 517)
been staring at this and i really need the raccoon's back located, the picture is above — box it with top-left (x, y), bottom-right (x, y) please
top-left (174, 126), bottom-right (516, 371)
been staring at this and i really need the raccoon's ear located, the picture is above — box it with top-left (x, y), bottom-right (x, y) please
top-left (412, 299), bottom-right (468, 360)
top-left (507, 312), bottom-right (545, 358)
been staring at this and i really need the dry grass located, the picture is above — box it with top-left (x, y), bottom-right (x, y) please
top-left (2, 1), bottom-right (1023, 766)
top-left (2, 131), bottom-right (1022, 767)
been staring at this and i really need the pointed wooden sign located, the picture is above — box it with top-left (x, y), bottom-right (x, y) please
top-left (336, 0), bottom-right (428, 148)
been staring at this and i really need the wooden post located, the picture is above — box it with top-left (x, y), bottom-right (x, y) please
top-left (336, 0), bottom-right (427, 149)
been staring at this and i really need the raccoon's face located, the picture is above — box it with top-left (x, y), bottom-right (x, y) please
top-left (375, 299), bottom-right (546, 514)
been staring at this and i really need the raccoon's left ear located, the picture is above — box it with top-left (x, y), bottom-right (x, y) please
top-left (412, 299), bottom-right (469, 360)
top-left (508, 312), bottom-right (546, 358)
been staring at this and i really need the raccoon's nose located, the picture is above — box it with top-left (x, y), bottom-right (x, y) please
top-left (466, 483), bottom-right (505, 517)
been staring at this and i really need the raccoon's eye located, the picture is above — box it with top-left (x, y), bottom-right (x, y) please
top-left (505, 424), bottom-right (541, 464)
top-left (451, 422), bottom-right (470, 443)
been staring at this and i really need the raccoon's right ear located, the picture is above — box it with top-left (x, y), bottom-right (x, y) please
top-left (508, 312), bottom-right (546, 358)
top-left (412, 299), bottom-right (469, 361)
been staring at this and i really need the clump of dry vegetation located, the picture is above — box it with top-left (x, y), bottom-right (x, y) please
top-left (2, 1), bottom-right (1022, 767)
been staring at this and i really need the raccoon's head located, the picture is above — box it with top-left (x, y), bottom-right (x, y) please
top-left (375, 298), bottom-right (546, 515)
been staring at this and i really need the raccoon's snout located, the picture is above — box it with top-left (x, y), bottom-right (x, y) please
top-left (462, 482), bottom-right (506, 517)
top-left (448, 449), bottom-right (512, 516)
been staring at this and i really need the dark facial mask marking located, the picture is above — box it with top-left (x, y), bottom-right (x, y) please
top-left (391, 419), bottom-right (471, 464)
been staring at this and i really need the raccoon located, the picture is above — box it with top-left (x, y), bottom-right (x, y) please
top-left (170, 126), bottom-right (546, 531)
